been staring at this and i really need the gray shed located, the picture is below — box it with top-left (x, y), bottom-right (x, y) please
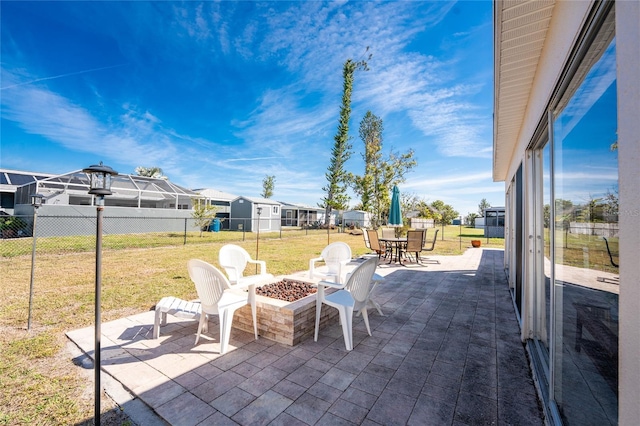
top-left (229, 196), bottom-right (281, 232)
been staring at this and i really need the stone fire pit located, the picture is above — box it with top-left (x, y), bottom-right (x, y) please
top-left (232, 276), bottom-right (339, 346)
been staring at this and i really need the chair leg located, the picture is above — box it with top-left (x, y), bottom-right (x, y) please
top-left (361, 308), bottom-right (371, 336)
top-left (314, 291), bottom-right (324, 342)
top-left (220, 308), bottom-right (237, 355)
top-left (248, 284), bottom-right (258, 340)
top-left (153, 309), bottom-right (163, 339)
top-left (202, 314), bottom-right (208, 333)
top-left (195, 313), bottom-right (207, 345)
top-left (370, 299), bottom-right (384, 316)
top-left (337, 305), bottom-right (354, 351)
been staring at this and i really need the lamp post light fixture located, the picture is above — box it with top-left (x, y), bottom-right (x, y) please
top-left (255, 206), bottom-right (262, 273)
top-left (27, 193), bottom-right (44, 331)
top-left (82, 162), bottom-right (118, 425)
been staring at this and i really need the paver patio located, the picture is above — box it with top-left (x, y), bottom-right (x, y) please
top-left (67, 248), bottom-right (544, 425)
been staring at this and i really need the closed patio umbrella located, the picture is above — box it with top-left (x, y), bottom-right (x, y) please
top-left (388, 185), bottom-right (403, 227)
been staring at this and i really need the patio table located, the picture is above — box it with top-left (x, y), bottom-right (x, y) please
top-left (380, 237), bottom-right (407, 265)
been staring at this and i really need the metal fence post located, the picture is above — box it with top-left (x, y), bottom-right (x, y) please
top-left (27, 211), bottom-right (39, 330)
top-left (184, 218), bottom-right (187, 245)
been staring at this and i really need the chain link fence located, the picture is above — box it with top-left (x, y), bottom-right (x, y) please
top-left (0, 214), bottom-right (346, 257)
top-left (0, 213), bottom-right (516, 259)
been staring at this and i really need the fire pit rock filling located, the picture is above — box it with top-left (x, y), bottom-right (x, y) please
top-left (255, 279), bottom-right (316, 301)
top-left (232, 278), bottom-right (339, 346)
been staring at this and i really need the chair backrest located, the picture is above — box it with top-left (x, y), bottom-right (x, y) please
top-left (187, 259), bottom-right (229, 314)
top-left (219, 244), bottom-right (251, 283)
top-left (321, 242), bottom-right (352, 275)
top-left (367, 229), bottom-right (382, 252)
top-left (406, 230), bottom-right (424, 252)
top-left (362, 229), bottom-right (371, 249)
top-left (381, 228), bottom-right (395, 239)
top-left (423, 229), bottom-right (439, 250)
top-left (345, 257), bottom-right (379, 303)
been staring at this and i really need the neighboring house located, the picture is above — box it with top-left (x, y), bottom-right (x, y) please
top-left (0, 168), bottom-right (56, 215)
top-left (482, 207), bottom-right (505, 238)
top-left (493, 1), bottom-right (638, 424)
top-left (11, 169), bottom-right (201, 237)
top-left (403, 209), bottom-right (421, 219)
top-left (341, 210), bottom-right (372, 228)
top-left (279, 202), bottom-right (324, 227)
top-left (229, 196), bottom-right (281, 233)
top-left (410, 218), bottom-right (435, 229)
top-left (193, 188), bottom-right (238, 230)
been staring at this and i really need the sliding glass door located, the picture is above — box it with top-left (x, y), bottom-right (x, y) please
top-left (551, 5), bottom-right (618, 424)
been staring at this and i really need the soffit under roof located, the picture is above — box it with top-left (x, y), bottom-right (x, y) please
top-left (493, 0), bottom-right (555, 181)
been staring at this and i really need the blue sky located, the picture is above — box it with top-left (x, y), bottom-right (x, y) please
top-left (1, 1), bottom-right (503, 216)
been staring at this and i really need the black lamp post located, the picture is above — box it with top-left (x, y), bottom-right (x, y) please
top-left (27, 193), bottom-right (44, 331)
top-left (327, 209), bottom-right (331, 245)
top-left (459, 215), bottom-right (462, 250)
top-left (83, 162), bottom-right (117, 425)
top-left (255, 206), bottom-right (262, 273)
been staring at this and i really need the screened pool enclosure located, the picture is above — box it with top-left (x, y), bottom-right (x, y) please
top-left (15, 170), bottom-right (199, 209)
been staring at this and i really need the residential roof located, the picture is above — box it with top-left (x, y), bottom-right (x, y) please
top-left (193, 188), bottom-right (238, 202)
top-left (279, 201), bottom-right (324, 211)
top-left (233, 196), bottom-right (281, 205)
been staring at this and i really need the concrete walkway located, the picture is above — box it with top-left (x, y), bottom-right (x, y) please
top-left (67, 248), bottom-right (544, 425)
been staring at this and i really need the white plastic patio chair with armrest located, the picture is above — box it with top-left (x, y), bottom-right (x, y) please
top-left (187, 259), bottom-right (249, 354)
top-left (218, 244), bottom-right (274, 339)
top-left (345, 268), bottom-right (385, 317)
top-left (313, 257), bottom-right (379, 350)
top-left (308, 241), bottom-right (352, 283)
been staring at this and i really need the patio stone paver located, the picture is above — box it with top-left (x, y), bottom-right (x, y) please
top-left (154, 391), bottom-right (216, 426)
top-left (318, 367), bottom-right (357, 391)
top-left (210, 387), bottom-right (256, 417)
top-left (231, 390), bottom-right (293, 426)
top-left (66, 248), bottom-right (545, 425)
top-left (285, 392), bottom-right (332, 424)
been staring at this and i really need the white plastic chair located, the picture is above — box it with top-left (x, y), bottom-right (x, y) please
top-left (314, 257), bottom-right (379, 350)
top-left (219, 244), bottom-right (271, 284)
top-left (219, 244), bottom-right (274, 339)
top-left (309, 242), bottom-right (352, 283)
top-left (346, 270), bottom-right (385, 318)
top-left (187, 259), bottom-right (248, 354)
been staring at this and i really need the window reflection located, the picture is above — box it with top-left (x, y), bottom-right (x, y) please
top-left (552, 7), bottom-right (618, 425)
